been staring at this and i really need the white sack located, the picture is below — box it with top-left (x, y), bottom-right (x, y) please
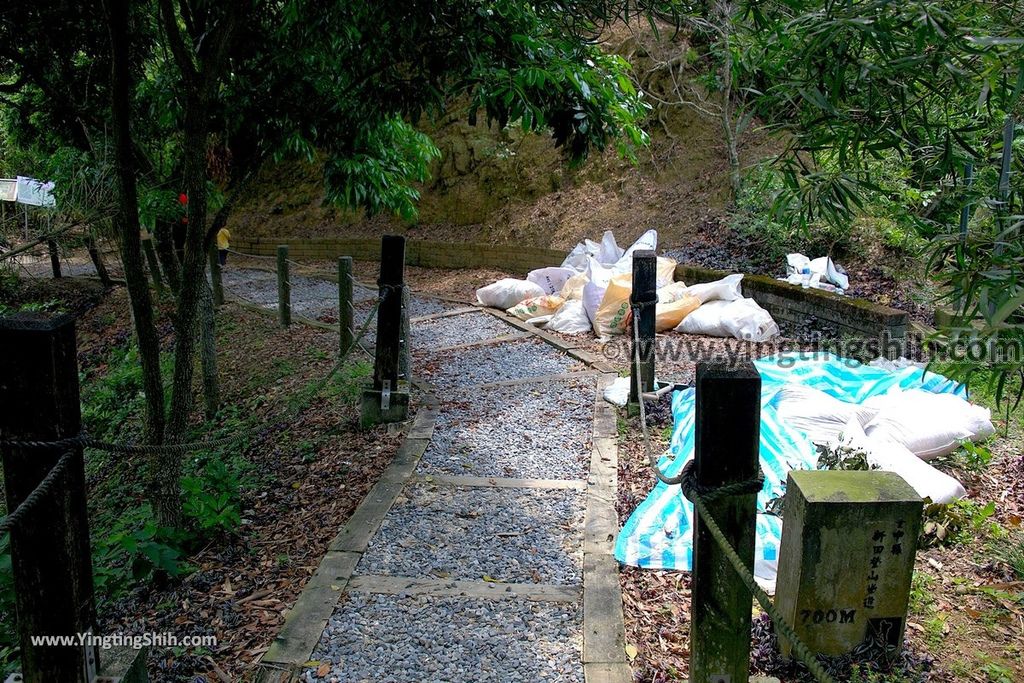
top-left (683, 274), bottom-right (744, 304)
top-left (506, 295), bottom-right (566, 321)
top-left (676, 300), bottom-right (731, 337)
top-left (603, 376), bottom-right (632, 406)
top-left (476, 278), bottom-right (545, 309)
top-left (620, 229), bottom-right (658, 262)
top-left (836, 419), bottom-right (966, 504)
top-left (786, 252), bottom-right (849, 292)
top-left (771, 384), bottom-right (878, 445)
top-left (723, 298), bottom-right (780, 342)
top-left (560, 272), bottom-right (589, 300)
top-left (582, 257), bottom-right (616, 325)
top-left (863, 389), bottom-right (995, 460)
top-left (675, 297), bottom-right (779, 342)
top-left (562, 230), bottom-right (624, 271)
top-left (561, 243), bottom-right (589, 272)
top-left (527, 267), bottom-right (576, 295)
top-left (657, 281), bottom-right (689, 304)
top-left (547, 300), bottom-right (592, 334)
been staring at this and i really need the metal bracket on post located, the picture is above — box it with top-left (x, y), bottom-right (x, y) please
top-left (83, 630), bottom-right (97, 682)
top-left (381, 380), bottom-right (392, 411)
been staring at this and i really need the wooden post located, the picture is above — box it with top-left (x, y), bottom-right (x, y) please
top-left (0, 313), bottom-right (97, 682)
top-left (338, 256), bottom-right (354, 356)
top-left (277, 244), bottom-right (291, 327)
top-left (208, 244), bottom-right (224, 307)
top-left (360, 235), bottom-right (409, 427)
top-left (628, 249), bottom-right (657, 409)
top-left (141, 236), bottom-right (164, 295)
top-left (86, 236), bottom-right (111, 287)
top-left (374, 235), bottom-right (404, 390)
top-left (690, 362), bottom-right (761, 683)
top-left (47, 239), bottom-right (61, 278)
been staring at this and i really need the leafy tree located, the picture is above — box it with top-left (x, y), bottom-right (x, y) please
top-left (2, 0), bottom-right (679, 528)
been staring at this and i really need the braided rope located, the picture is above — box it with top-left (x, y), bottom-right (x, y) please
top-left (628, 305), bottom-right (831, 682)
top-left (631, 310), bottom-right (685, 485)
top-left (680, 471), bottom-right (837, 683)
top-left (0, 451), bottom-right (74, 535)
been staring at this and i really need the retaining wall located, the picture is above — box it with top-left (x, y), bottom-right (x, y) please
top-left (232, 237), bottom-right (564, 274)
top-left (675, 264), bottom-right (908, 340)
top-left (233, 237), bottom-right (908, 339)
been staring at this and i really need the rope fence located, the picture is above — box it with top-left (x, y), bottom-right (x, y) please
top-left (629, 304), bottom-right (835, 683)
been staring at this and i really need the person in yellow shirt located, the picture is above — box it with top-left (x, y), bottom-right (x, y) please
top-left (216, 227), bottom-right (231, 266)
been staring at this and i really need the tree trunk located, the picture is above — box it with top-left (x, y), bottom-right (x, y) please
top-left (161, 102), bottom-right (209, 530)
top-left (199, 274), bottom-right (220, 419)
top-left (104, 0), bottom-right (166, 456)
top-left (717, 0), bottom-right (741, 204)
top-left (153, 218), bottom-right (181, 295)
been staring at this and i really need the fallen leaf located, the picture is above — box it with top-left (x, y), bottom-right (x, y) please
top-left (317, 662), bottom-right (331, 677)
top-left (625, 644), bottom-right (639, 661)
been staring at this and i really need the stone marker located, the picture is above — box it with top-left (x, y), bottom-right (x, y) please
top-left (775, 470), bottom-right (923, 658)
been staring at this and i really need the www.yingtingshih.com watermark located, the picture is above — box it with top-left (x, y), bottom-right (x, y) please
top-left (598, 332), bottom-right (1024, 367)
top-left (30, 631), bottom-right (217, 650)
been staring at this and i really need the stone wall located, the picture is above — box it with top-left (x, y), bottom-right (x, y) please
top-left (233, 238), bottom-right (908, 339)
top-left (232, 237), bottom-right (564, 275)
top-left (675, 264), bottom-right (909, 340)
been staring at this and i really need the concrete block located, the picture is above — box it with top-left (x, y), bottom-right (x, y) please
top-left (360, 386), bottom-right (410, 428)
top-left (775, 470), bottom-right (922, 658)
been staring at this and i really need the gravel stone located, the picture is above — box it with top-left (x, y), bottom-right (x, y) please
top-left (358, 483), bottom-right (583, 584)
top-left (417, 337), bottom-right (582, 392)
top-left (221, 267), bottom-right (374, 318)
top-left (305, 592), bottom-right (583, 683)
top-left (410, 311), bottom-right (511, 349)
top-left (419, 376), bottom-right (595, 479)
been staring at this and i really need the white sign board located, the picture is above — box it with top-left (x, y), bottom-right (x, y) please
top-left (15, 176), bottom-right (56, 207)
top-left (0, 178), bottom-right (15, 202)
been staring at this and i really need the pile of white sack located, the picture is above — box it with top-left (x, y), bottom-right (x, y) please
top-left (782, 253), bottom-right (849, 294)
top-left (771, 384), bottom-right (995, 503)
top-left (475, 230), bottom-right (780, 342)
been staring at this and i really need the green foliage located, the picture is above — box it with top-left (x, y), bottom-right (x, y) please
top-left (181, 458), bottom-right (241, 535)
top-left (92, 504), bottom-right (192, 598)
top-left (920, 499), bottom-right (1001, 547)
top-left (816, 442), bottom-right (876, 471)
top-left (80, 344), bottom-right (173, 442)
top-left (991, 534), bottom-right (1024, 580)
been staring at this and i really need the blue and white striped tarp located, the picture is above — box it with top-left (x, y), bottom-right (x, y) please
top-left (614, 352), bottom-right (964, 583)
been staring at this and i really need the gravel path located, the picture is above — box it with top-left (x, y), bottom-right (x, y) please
top-left (282, 290), bottom-right (600, 683)
top-left (358, 483), bottom-right (584, 584)
top-left (419, 375), bottom-right (595, 479)
top-left (410, 310), bottom-right (511, 349)
top-left (305, 593), bottom-right (583, 683)
top-left (221, 267), bottom-right (376, 318)
top-left (418, 337), bottom-right (582, 392)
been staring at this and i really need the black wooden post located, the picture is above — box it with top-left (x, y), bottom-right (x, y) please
top-left (374, 235), bottom-right (404, 390)
top-left (338, 256), bottom-right (354, 356)
top-left (277, 245), bottom-right (291, 327)
top-left (360, 235), bottom-right (409, 427)
top-left (47, 239), bottom-right (61, 278)
top-left (86, 236), bottom-right (111, 287)
top-left (691, 361), bottom-right (761, 683)
top-left (141, 236), bottom-right (165, 295)
top-left (629, 249), bottom-right (657, 408)
top-left (208, 244), bottom-right (224, 306)
top-left (0, 313), bottom-right (98, 682)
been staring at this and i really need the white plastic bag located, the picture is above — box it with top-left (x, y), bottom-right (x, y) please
top-left (476, 278), bottom-right (545, 309)
top-left (657, 281), bottom-right (689, 304)
top-left (771, 384), bottom-right (878, 445)
top-left (863, 389), bottom-right (994, 460)
top-left (676, 300), bottom-right (731, 337)
top-left (620, 229), bottom-right (658, 261)
top-left (603, 376), bottom-right (632, 406)
top-left (674, 297), bottom-right (779, 342)
top-left (722, 298), bottom-right (780, 342)
top-left (506, 295), bottom-right (566, 321)
top-left (560, 272), bottom-right (589, 300)
top-left (547, 300), bottom-right (592, 334)
top-left (527, 267), bottom-right (576, 295)
top-left (683, 274), bottom-right (743, 303)
top-left (582, 258), bottom-right (616, 326)
top-left (835, 419), bottom-right (966, 504)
